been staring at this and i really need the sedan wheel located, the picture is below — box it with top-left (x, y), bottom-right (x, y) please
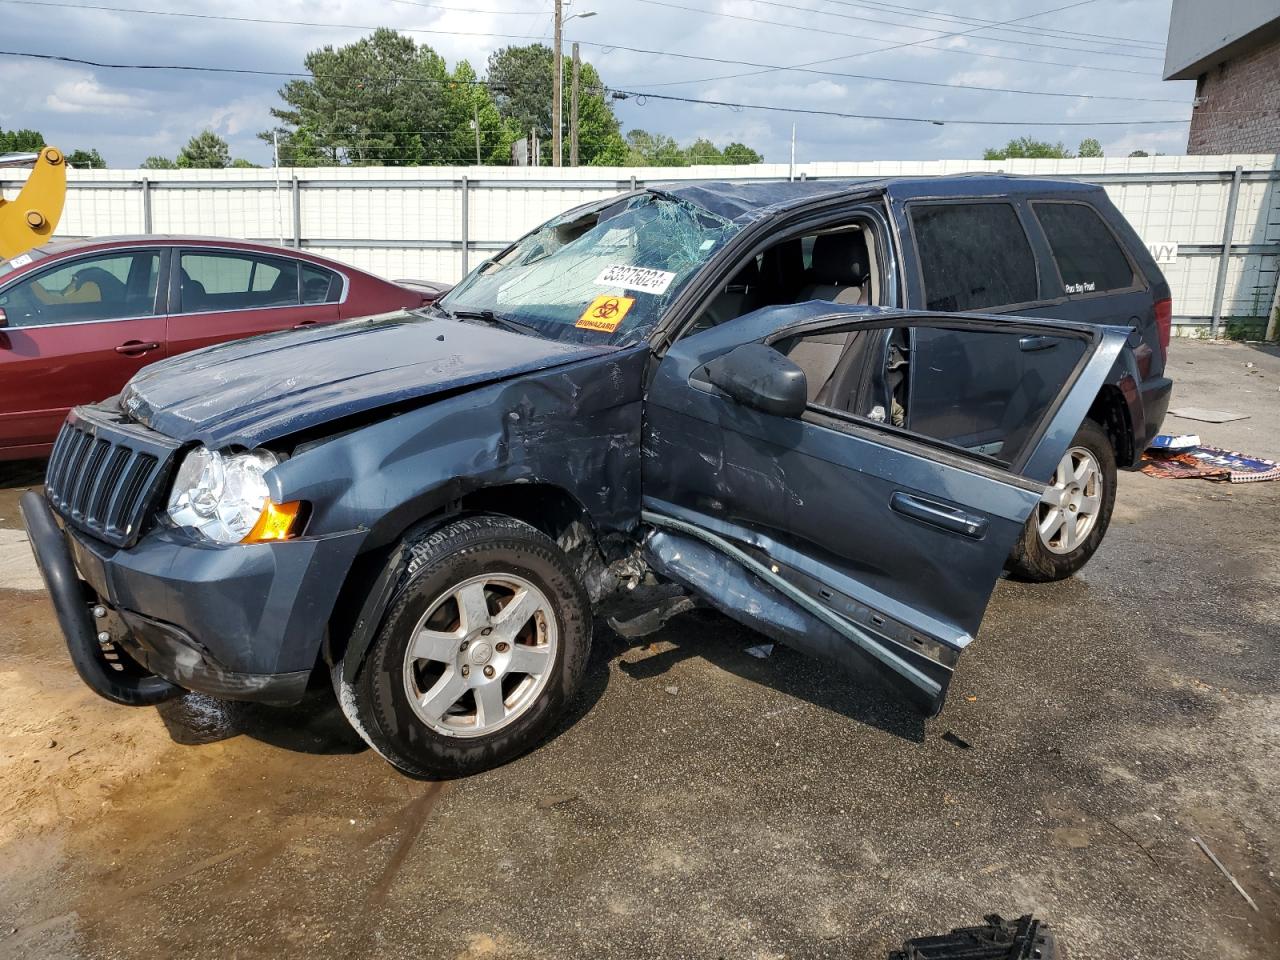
top-left (403, 573), bottom-right (558, 738)
top-left (1037, 446), bottom-right (1103, 555)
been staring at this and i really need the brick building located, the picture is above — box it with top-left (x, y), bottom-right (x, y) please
top-left (1164, 0), bottom-right (1280, 155)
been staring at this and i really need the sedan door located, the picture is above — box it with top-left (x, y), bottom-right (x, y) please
top-left (641, 307), bottom-right (1127, 713)
top-left (0, 248), bottom-right (166, 457)
top-left (167, 248), bottom-right (340, 356)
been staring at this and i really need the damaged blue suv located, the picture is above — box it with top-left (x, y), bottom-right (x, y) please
top-left (23, 176), bottom-right (1172, 776)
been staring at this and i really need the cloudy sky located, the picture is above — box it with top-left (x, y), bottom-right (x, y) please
top-left (0, 0), bottom-right (1194, 166)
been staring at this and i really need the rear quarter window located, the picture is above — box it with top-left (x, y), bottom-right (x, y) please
top-left (909, 202), bottom-right (1039, 311)
top-left (1033, 201), bottom-right (1136, 294)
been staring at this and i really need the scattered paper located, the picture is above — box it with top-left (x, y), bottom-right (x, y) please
top-left (1168, 407), bottom-right (1250, 423)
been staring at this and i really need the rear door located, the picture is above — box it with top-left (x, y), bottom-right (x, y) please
top-left (641, 307), bottom-right (1127, 712)
top-left (0, 248), bottom-right (166, 456)
top-left (167, 248), bottom-right (340, 357)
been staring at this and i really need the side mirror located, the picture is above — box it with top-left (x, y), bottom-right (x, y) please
top-left (703, 343), bottom-right (808, 418)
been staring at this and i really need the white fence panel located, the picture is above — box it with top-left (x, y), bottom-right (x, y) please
top-left (4, 155), bottom-right (1278, 334)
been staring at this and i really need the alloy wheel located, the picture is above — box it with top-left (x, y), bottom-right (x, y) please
top-left (402, 573), bottom-right (558, 738)
top-left (1037, 445), bottom-right (1103, 555)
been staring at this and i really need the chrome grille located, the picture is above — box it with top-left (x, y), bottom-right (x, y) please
top-left (45, 407), bottom-right (179, 548)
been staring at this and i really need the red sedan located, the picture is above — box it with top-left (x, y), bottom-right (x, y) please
top-left (0, 236), bottom-right (447, 460)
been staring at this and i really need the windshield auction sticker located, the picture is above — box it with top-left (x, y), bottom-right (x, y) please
top-left (595, 264), bottom-right (675, 295)
top-left (576, 294), bottom-right (634, 332)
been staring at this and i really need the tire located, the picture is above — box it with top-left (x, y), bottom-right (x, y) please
top-left (1006, 417), bottom-right (1117, 583)
top-left (335, 515), bottom-right (591, 778)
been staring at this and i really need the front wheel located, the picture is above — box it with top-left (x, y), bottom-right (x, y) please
top-left (336, 515), bottom-right (591, 777)
top-left (1006, 418), bottom-right (1117, 583)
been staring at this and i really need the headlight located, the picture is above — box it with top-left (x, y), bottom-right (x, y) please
top-left (167, 446), bottom-right (280, 543)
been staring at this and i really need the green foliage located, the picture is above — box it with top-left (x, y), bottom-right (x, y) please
top-left (1127, 149), bottom-right (1150, 158)
top-left (984, 137), bottom-right (1106, 160)
top-left (487, 44), bottom-right (622, 165)
top-left (262, 28), bottom-right (517, 165)
top-left (612, 130), bottom-right (764, 167)
top-left (1077, 137), bottom-right (1103, 158)
top-left (177, 130), bottom-right (232, 169)
top-left (0, 128), bottom-right (45, 154)
top-left (141, 156), bottom-right (177, 169)
top-left (982, 137), bottom-right (1073, 160)
top-left (66, 148), bottom-right (106, 168)
top-left (229, 158), bottom-right (262, 168)
top-left (260, 31), bottom-right (763, 167)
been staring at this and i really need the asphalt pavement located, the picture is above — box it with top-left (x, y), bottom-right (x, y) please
top-left (0, 338), bottom-right (1276, 960)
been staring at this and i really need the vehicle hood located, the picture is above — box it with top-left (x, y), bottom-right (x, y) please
top-left (121, 312), bottom-right (612, 448)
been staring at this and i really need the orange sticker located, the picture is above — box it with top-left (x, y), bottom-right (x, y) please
top-left (576, 294), bottom-right (634, 333)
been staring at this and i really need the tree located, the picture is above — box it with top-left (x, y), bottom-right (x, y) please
top-left (262, 28), bottom-right (495, 165)
top-left (1077, 137), bottom-right (1103, 158)
top-left (229, 158), bottom-right (262, 168)
top-left (0, 127), bottom-right (45, 154)
top-left (722, 142), bottom-right (763, 164)
top-left (141, 155), bottom-right (177, 169)
top-left (487, 44), bottom-right (623, 165)
top-left (177, 130), bottom-right (232, 168)
top-left (983, 137), bottom-right (1072, 160)
top-left (1128, 149), bottom-right (1150, 158)
top-left (66, 148), bottom-right (105, 168)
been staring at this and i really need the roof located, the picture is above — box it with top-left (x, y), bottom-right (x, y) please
top-left (1163, 0), bottom-right (1280, 80)
top-left (660, 174), bottom-right (1100, 223)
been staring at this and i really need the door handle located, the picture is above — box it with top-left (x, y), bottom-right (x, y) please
top-left (1019, 335), bottom-right (1056, 352)
top-left (890, 492), bottom-right (988, 540)
top-left (115, 340), bottom-right (159, 356)
top-left (293, 319), bottom-right (319, 329)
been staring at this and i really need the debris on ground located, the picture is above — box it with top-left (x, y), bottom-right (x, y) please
top-left (664, 685), bottom-right (679, 696)
top-left (889, 913), bottom-right (1056, 959)
top-left (1148, 433), bottom-right (1200, 451)
top-left (744, 643), bottom-right (775, 659)
top-left (1168, 407), bottom-right (1250, 423)
top-left (1193, 836), bottom-right (1260, 913)
top-left (941, 731), bottom-right (972, 750)
top-left (1141, 440), bottom-right (1280, 483)
top-left (537, 792), bottom-right (579, 810)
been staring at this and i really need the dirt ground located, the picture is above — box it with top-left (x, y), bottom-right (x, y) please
top-left (0, 339), bottom-right (1277, 960)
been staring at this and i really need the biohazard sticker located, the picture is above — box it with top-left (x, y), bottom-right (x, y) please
top-left (576, 294), bottom-right (634, 332)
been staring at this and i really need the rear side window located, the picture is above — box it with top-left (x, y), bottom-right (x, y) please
top-left (910, 202), bottom-right (1038, 312)
top-left (178, 251), bottom-right (300, 313)
top-left (1033, 202), bottom-right (1136, 294)
top-left (301, 263), bottom-right (341, 304)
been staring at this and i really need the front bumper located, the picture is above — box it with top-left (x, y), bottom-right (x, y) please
top-left (21, 490), bottom-right (367, 705)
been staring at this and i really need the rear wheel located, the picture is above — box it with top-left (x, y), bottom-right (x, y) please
top-left (335, 515), bottom-right (591, 777)
top-left (1006, 418), bottom-right (1116, 583)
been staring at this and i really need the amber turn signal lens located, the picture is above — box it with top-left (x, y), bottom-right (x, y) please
top-left (241, 500), bottom-right (304, 543)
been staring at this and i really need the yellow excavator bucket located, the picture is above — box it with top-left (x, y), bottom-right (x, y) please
top-left (0, 146), bottom-right (67, 259)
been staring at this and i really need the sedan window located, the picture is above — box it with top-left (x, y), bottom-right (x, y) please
top-left (0, 251), bottom-right (160, 327)
top-left (178, 251), bottom-right (300, 313)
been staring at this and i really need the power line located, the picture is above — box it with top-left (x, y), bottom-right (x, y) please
top-left (0, 50), bottom-right (1190, 128)
top-left (608, 86), bottom-right (1188, 127)
top-left (383, 0), bottom-right (548, 15)
top-left (2, 0), bottom-right (1168, 99)
top-left (813, 0), bottom-right (1165, 50)
top-left (631, 0), bottom-right (1165, 61)
top-left (643, 0), bottom-right (1164, 89)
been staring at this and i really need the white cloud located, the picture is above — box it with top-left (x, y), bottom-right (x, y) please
top-left (44, 77), bottom-right (147, 114)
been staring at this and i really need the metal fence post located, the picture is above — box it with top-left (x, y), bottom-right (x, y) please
top-left (140, 177), bottom-right (152, 233)
top-left (1210, 165), bottom-right (1243, 339)
top-left (291, 175), bottom-right (302, 249)
top-left (460, 175), bottom-right (470, 276)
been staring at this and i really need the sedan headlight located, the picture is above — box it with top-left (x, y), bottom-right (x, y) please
top-left (167, 446), bottom-right (282, 543)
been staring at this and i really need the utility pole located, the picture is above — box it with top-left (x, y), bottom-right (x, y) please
top-left (473, 103), bottom-right (482, 165)
top-left (552, 0), bottom-right (563, 166)
top-left (272, 130), bottom-right (284, 246)
top-left (789, 123), bottom-right (796, 181)
top-left (570, 42), bottom-right (581, 167)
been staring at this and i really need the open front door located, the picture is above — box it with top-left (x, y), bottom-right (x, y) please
top-left (641, 306), bottom-right (1127, 713)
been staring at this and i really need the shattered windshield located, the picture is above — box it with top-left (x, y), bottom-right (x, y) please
top-left (437, 192), bottom-right (739, 346)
